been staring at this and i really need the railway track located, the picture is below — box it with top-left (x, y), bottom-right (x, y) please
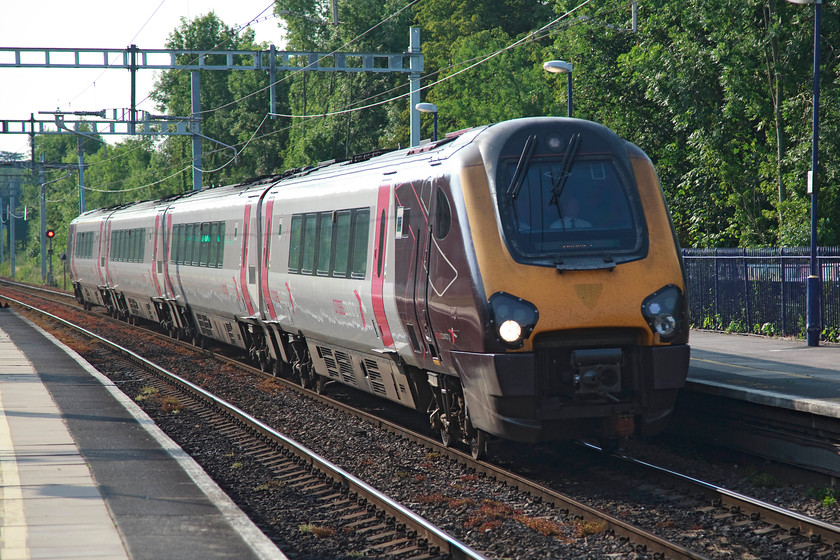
top-left (4, 281), bottom-right (840, 558)
top-left (1, 291), bottom-right (483, 560)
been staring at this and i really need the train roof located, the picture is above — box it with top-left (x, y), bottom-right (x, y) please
top-left (70, 117), bottom-right (633, 222)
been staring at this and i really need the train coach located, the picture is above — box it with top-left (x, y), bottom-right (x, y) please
top-left (68, 116), bottom-right (690, 459)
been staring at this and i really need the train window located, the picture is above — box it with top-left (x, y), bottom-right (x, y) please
top-left (175, 224), bottom-right (185, 265)
top-left (170, 226), bottom-right (177, 263)
top-left (350, 209), bottom-right (370, 279)
top-left (136, 229), bottom-right (145, 262)
top-left (209, 222), bottom-right (219, 268)
top-left (316, 212), bottom-right (333, 276)
top-left (288, 215), bottom-right (302, 272)
top-left (376, 209), bottom-right (386, 277)
top-left (199, 222), bottom-right (210, 266)
top-left (183, 224), bottom-right (192, 265)
top-left (301, 214), bottom-right (317, 274)
top-left (498, 150), bottom-right (643, 267)
top-left (216, 222), bottom-right (225, 268)
top-left (434, 188), bottom-right (452, 239)
top-left (332, 211), bottom-right (351, 278)
top-left (191, 223), bottom-right (201, 266)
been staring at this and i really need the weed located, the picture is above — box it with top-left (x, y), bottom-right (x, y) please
top-left (517, 516), bottom-right (567, 538)
top-left (748, 471), bottom-right (780, 488)
top-left (574, 519), bottom-right (607, 537)
top-left (231, 462), bottom-right (244, 469)
top-left (465, 500), bottom-right (520, 532)
top-left (425, 451), bottom-right (441, 461)
top-left (256, 378), bottom-right (284, 394)
top-left (160, 395), bottom-right (183, 413)
top-left (135, 387), bottom-right (159, 402)
top-left (299, 524), bottom-right (335, 538)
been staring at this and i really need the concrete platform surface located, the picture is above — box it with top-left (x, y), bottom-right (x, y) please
top-left (0, 307), bottom-right (287, 560)
top-left (688, 330), bottom-right (840, 418)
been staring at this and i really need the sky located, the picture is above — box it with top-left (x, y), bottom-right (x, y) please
top-left (0, 0), bottom-right (285, 156)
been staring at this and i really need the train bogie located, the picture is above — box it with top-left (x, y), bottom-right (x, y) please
top-left (68, 117), bottom-right (690, 457)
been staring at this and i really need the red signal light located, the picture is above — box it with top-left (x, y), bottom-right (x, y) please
top-left (46, 229), bottom-right (55, 238)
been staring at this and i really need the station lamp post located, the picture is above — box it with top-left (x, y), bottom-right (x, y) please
top-left (543, 60), bottom-right (573, 118)
top-left (787, 0), bottom-right (822, 346)
top-left (415, 102), bottom-right (438, 141)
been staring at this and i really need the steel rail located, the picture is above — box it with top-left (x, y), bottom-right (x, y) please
top-left (607, 446), bottom-right (840, 548)
top-left (13, 284), bottom-right (840, 556)
top-left (0, 294), bottom-right (488, 560)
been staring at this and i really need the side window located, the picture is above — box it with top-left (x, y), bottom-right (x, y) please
top-left (135, 229), bottom-right (144, 262)
top-left (288, 215), bottom-right (302, 273)
top-left (190, 223), bottom-right (200, 266)
top-left (216, 222), bottom-right (226, 267)
top-left (209, 222), bottom-right (220, 268)
top-left (199, 222), bottom-right (210, 266)
top-left (183, 224), bottom-right (194, 266)
top-left (175, 224), bottom-right (185, 265)
top-left (434, 187), bottom-right (452, 239)
top-left (301, 214), bottom-right (317, 274)
top-left (316, 212), bottom-right (333, 276)
top-left (350, 208), bottom-right (370, 279)
top-left (332, 211), bottom-right (351, 278)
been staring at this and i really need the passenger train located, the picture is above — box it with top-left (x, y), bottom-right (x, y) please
top-left (68, 117), bottom-right (690, 458)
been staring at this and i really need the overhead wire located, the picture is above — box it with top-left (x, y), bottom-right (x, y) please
top-left (61, 0), bottom-right (609, 196)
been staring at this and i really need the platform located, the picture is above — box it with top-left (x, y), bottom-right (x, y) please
top-left (688, 329), bottom-right (840, 418)
top-left (0, 306), bottom-right (287, 560)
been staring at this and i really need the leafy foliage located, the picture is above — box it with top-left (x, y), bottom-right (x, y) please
top-left (3, 0), bottom-right (840, 285)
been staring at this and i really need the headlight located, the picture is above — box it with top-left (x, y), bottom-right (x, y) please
top-left (641, 285), bottom-right (683, 341)
top-left (489, 292), bottom-right (539, 348)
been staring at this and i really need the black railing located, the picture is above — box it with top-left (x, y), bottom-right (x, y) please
top-left (682, 247), bottom-right (840, 341)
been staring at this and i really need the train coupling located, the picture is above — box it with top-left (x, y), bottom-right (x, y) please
top-left (571, 348), bottom-right (623, 395)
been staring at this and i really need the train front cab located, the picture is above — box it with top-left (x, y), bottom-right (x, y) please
top-left (453, 118), bottom-right (690, 446)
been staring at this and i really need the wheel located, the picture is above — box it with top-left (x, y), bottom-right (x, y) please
top-left (440, 427), bottom-right (453, 448)
top-left (315, 375), bottom-right (328, 395)
top-left (470, 430), bottom-right (488, 461)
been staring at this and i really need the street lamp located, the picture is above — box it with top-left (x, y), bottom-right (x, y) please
top-left (543, 60), bottom-right (573, 118)
top-left (415, 102), bottom-right (438, 141)
top-left (787, 0), bottom-right (822, 346)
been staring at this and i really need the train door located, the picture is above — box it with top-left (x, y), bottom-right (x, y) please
top-left (393, 177), bottom-right (442, 369)
top-left (238, 196), bottom-right (260, 317)
top-left (371, 183), bottom-right (395, 350)
top-left (151, 210), bottom-right (167, 299)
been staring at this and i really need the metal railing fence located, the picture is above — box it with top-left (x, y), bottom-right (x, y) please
top-left (681, 247), bottom-right (840, 340)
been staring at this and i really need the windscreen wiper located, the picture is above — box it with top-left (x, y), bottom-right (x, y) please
top-left (548, 133), bottom-right (582, 219)
top-left (506, 134), bottom-right (538, 202)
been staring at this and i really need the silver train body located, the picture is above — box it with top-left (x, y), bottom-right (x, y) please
top-left (68, 117), bottom-right (690, 457)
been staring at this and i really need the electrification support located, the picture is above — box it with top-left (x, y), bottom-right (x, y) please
top-left (9, 181), bottom-right (17, 278)
top-left (77, 136), bottom-right (86, 213)
top-left (191, 71), bottom-right (202, 191)
top-left (40, 154), bottom-right (46, 281)
top-left (409, 28), bottom-right (422, 148)
top-left (129, 44), bottom-right (139, 135)
top-left (270, 44), bottom-right (277, 119)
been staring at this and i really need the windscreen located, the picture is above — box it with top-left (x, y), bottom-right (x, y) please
top-left (495, 129), bottom-right (647, 268)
